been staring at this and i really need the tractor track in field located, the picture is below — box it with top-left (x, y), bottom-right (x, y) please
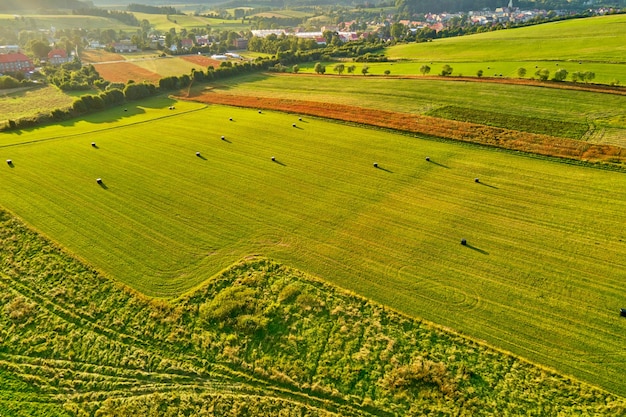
top-left (177, 90), bottom-right (626, 167)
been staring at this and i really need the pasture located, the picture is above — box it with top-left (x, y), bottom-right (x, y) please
top-left (0, 14), bottom-right (135, 30)
top-left (194, 73), bottom-right (626, 146)
top-left (132, 12), bottom-right (249, 32)
top-left (0, 85), bottom-right (75, 125)
top-left (389, 14), bottom-right (626, 63)
top-left (0, 98), bottom-right (625, 396)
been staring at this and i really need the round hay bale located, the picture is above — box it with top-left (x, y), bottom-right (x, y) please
top-left (271, 156), bottom-right (275, 161)
top-left (96, 178), bottom-right (102, 184)
top-left (221, 136), bottom-right (225, 140)
top-left (425, 156), bottom-right (430, 162)
top-left (292, 123), bottom-right (296, 127)
top-left (258, 110), bottom-right (262, 114)
top-left (91, 142), bottom-right (96, 147)
top-left (461, 238), bottom-right (467, 246)
top-left (298, 117), bottom-right (302, 121)
top-left (373, 162), bottom-right (378, 168)
top-left (196, 151), bottom-right (201, 156)
top-left (6, 159), bottom-right (12, 165)
top-left (124, 108), bottom-right (128, 112)
top-left (229, 117), bottom-right (233, 121)
top-left (474, 178), bottom-right (480, 183)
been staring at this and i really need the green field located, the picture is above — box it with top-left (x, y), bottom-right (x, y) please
top-left (0, 85), bottom-right (76, 125)
top-left (196, 73), bottom-right (626, 146)
top-left (389, 14), bottom-right (626, 63)
top-left (133, 12), bottom-right (249, 32)
top-left (383, 14), bottom-right (626, 85)
top-left (3, 217), bottom-right (624, 415)
top-left (1, 97), bottom-right (626, 396)
top-left (0, 13), bottom-right (135, 30)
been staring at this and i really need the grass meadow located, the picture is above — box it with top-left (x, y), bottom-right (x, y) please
top-left (388, 14), bottom-right (626, 63)
top-left (1, 98), bottom-right (626, 396)
top-left (132, 12), bottom-right (249, 32)
top-left (0, 14), bottom-right (135, 31)
top-left (0, 85), bottom-right (76, 126)
top-left (195, 73), bottom-right (626, 145)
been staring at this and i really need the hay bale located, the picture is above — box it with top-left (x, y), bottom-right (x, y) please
top-left (461, 238), bottom-right (467, 246)
top-left (292, 123), bottom-right (296, 127)
top-left (474, 178), bottom-right (480, 183)
top-left (229, 117), bottom-right (233, 121)
top-left (373, 162), bottom-right (378, 168)
top-left (221, 136), bottom-right (225, 140)
top-left (425, 157), bottom-right (430, 162)
top-left (271, 156), bottom-right (275, 161)
top-left (91, 142), bottom-right (96, 147)
top-left (6, 159), bottom-right (12, 165)
top-left (621, 308), bottom-right (626, 317)
top-left (258, 110), bottom-right (262, 114)
top-left (298, 117), bottom-right (302, 121)
top-left (196, 151), bottom-right (201, 157)
top-left (96, 178), bottom-right (102, 184)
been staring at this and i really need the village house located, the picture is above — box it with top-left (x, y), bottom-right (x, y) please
top-left (110, 40), bottom-right (138, 53)
top-left (0, 52), bottom-right (35, 73)
top-left (47, 49), bottom-right (70, 65)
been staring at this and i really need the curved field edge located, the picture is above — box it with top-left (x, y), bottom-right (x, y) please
top-left (178, 91), bottom-right (626, 167)
top-left (1, 212), bottom-right (625, 416)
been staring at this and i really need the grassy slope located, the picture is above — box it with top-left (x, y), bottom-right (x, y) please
top-left (388, 14), bottom-right (626, 63)
top-left (0, 14), bottom-right (135, 30)
top-left (133, 12), bottom-right (248, 32)
top-left (0, 86), bottom-right (76, 126)
top-left (0, 99), bottom-right (625, 395)
top-left (194, 73), bottom-right (626, 145)
top-left (1, 211), bottom-right (625, 415)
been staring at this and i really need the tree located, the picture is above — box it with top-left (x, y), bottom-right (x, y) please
top-left (361, 65), bottom-right (369, 76)
top-left (517, 67), bottom-right (527, 78)
top-left (553, 68), bottom-right (568, 82)
top-left (347, 65), bottom-right (356, 75)
top-left (584, 71), bottom-right (595, 83)
top-left (384, 70), bottom-right (391, 75)
top-left (292, 64), bottom-right (299, 74)
top-left (390, 22), bottom-right (405, 41)
top-left (476, 69), bottom-right (483, 77)
top-left (440, 64), bottom-right (453, 76)
top-left (333, 64), bottom-right (345, 75)
top-left (571, 71), bottom-right (582, 83)
top-left (313, 62), bottom-right (325, 75)
top-left (26, 39), bottom-right (51, 58)
top-left (419, 64), bottom-right (430, 76)
top-left (535, 68), bottom-right (550, 81)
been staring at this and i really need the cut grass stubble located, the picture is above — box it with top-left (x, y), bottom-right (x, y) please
top-left (0, 103), bottom-right (626, 397)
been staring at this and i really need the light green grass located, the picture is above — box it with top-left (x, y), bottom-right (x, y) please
top-left (389, 14), bottom-right (626, 63)
top-left (0, 86), bottom-right (75, 125)
top-left (130, 56), bottom-right (204, 78)
top-left (0, 99), bottom-right (626, 396)
top-left (0, 14), bottom-right (135, 30)
top-left (133, 12), bottom-right (248, 32)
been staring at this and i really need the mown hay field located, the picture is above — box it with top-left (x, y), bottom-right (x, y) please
top-left (0, 98), bottom-right (625, 396)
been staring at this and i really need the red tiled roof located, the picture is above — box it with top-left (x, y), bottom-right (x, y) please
top-left (0, 52), bottom-right (32, 63)
top-left (48, 49), bottom-right (67, 58)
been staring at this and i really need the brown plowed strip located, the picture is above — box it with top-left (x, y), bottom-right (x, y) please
top-left (177, 92), bottom-right (625, 166)
top-left (94, 62), bottom-right (162, 83)
top-left (180, 55), bottom-right (222, 68)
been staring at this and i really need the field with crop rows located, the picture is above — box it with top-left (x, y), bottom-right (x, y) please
top-left (191, 73), bottom-right (626, 147)
top-left (1, 98), bottom-right (625, 397)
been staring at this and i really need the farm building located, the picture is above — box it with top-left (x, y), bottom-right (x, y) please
top-left (110, 41), bottom-right (138, 53)
top-left (0, 52), bottom-right (34, 73)
top-left (47, 49), bottom-right (70, 65)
